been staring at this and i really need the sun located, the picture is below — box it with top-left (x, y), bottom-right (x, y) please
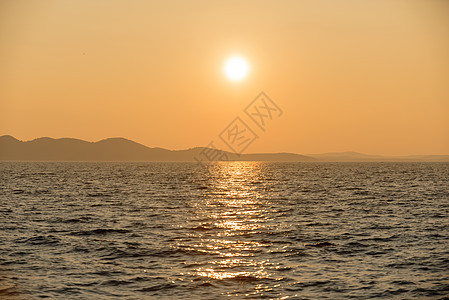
top-left (224, 56), bottom-right (249, 81)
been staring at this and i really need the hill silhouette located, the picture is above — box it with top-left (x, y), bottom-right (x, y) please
top-left (0, 135), bottom-right (315, 162)
top-left (307, 151), bottom-right (449, 162)
top-left (1, 135), bottom-right (448, 162)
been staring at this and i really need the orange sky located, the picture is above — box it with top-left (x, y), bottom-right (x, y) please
top-left (1, 0), bottom-right (448, 155)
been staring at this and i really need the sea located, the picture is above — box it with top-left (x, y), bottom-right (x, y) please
top-left (0, 162), bottom-right (448, 299)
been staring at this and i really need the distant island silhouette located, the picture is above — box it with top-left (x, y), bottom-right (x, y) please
top-left (1, 135), bottom-right (448, 162)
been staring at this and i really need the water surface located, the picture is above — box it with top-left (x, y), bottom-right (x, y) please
top-left (1, 162), bottom-right (448, 299)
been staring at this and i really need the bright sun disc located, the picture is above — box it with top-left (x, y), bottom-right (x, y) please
top-left (224, 57), bottom-right (249, 81)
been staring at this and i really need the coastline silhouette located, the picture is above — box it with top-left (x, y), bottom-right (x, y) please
top-left (1, 135), bottom-right (447, 162)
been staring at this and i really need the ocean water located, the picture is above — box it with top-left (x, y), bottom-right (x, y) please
top-left (0, 162), bottom-right (448, 299)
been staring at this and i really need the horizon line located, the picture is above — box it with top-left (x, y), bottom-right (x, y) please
top-left (1, 134), bottom-right (449, 158)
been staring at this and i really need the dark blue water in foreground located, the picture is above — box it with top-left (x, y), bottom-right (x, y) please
top-left (1, 162), bottom-right (448, 299)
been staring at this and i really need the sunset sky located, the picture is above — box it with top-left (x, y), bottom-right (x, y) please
top-left (1, 0), bottom-right (448, 155)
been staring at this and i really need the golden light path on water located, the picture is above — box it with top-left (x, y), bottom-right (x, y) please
top-left (173, 162), bottom-right (292, 297)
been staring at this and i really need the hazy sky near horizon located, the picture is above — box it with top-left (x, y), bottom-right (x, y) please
top-left (1, 0), bottom-right (448, 155)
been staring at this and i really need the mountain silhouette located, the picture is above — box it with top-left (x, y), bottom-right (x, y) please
top-left (307, 151), bottom-right (449, 162)
top-left (0, 135), bottom-right (315, 162)
top-left (1, 135), bottom-right (448, 162)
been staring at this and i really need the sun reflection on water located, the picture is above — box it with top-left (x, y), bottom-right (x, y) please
top-left (173, 161), bottom-right (289, 293)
